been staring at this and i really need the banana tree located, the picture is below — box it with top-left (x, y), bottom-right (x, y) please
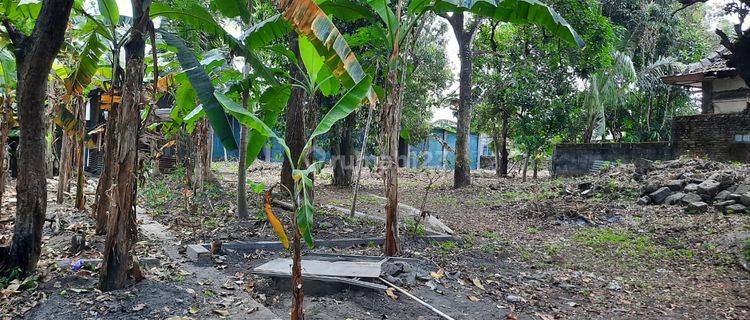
top-left (217, 74), bottom-right (373, 320)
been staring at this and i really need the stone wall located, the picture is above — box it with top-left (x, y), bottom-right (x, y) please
top-left (673, 112), bottom-right (750, 162)
top-left (551, 142), bottom-right (673, 177)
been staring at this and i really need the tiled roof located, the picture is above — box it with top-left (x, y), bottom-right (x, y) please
top-left (683, 47), bottom-right (734, 75)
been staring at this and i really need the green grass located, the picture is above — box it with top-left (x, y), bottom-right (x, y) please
top-left (743, 238), bottom-right (750, 267)
top-left (574, 227), bottom-right (695, 261)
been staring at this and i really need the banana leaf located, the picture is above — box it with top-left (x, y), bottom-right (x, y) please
top-left (96, 0), bottom-right (119, 26)
top-left (65, 26), bottom-right (107, 96)
top-left (240, 14), bottom-right (292, 50)
top-left (159, 31), bottom-right (238, 151)
top-left (210, 0), bottom-right (250, 22)
top-left (214, 91), bottom-right (292, 165)
top-left (244, 84), bottom-right (291, 167)
top-left (301, 75), bottom-right (372, 160)
top-left (277, 0), bottom-right (377, 105)
top-left (151, 2), bottom-right (276, 84)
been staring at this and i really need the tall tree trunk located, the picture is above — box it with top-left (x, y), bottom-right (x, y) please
top-left (74, 99), bottom-right (86, 211)
top-left (56, 129), bottom-right (71, 204)
top-left (499, 108), bottom-right (509, 177)
top-left (532, 157), bottom-right (538, 179)
top-left (0, 102), bottom-right (10, 210)
top-left (0, 0), bottom-right (74, 275)
top-left (281, 33), bottom-right (306, 195)
top-left (99, 0), bottom-right (149, 291)
top-left (332, 114), bottom-right (354, 186)
top-left (446, 13), bottom-right (478, 188)
top-left (93, 102), bottom-right (117, 234)
top-left (236, 88), bottom-right (250, 219)
top-left (522, 151), bottom-right (530, 183)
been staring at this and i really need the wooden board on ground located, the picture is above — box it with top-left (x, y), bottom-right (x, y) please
top-left (254, 258), bottom-right (383, 278)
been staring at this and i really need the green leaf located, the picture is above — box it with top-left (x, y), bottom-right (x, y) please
top-left (296, 187), bottom-right (315, 248)
top-left (0, 48), bottom-right (17, 91)
top-left (17, 0), bottom-right (41, 19)
top-left (151, 2), bottom-right (277, 84)
top-left (159, 31), bottom-right (238, 150)
top-left (214, 90), bottom-right (292, 165)
top-left (301, 75), bottom-right (371, 160)
top-left (183, 105), bottom-right (205, 123)
top-left (317, 0), bottom-right (372, 22)
top-left (430, 0), bottom-right (584, 47)
top-left (241, 14), bottom-right (291, 49)
top-left (245, 85), bottom-right (291, 167)
top-left (97, 0), bottom-right (119, 26)
top-left (65, 26), bottom-right (107, 96)
top-left (280, 0), bottom-right (377, 104)
top-left (365, 0), bottom-right (398, 44)
top-left (298, 35), bottom-right (339, 96)
top-left (210, 0), bottom-right (250, 22)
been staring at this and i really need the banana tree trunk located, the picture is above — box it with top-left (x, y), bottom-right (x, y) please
top-left (99, 0), bottom-right (149, 291)
top-left (236, 89), bottom-right (250, 219)
top-left (74, 99), bottom-right (86, 211)
top-left (332, 114), bottom-right (354, 186)
top-left (1, 0), bottom-right (74, 275)
top-left (499, 109), bottom-right (509, 176)
top-left (381, 62), bottom-right (401, 256)
top-left (57, 129), bottom-right (71, 204)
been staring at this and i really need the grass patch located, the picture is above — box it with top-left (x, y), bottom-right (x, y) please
top-left (574, 227), bottom-right (695, 261)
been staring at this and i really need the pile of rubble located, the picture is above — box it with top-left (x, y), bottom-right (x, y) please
top-left (634, 158), bottom-right (749, 214)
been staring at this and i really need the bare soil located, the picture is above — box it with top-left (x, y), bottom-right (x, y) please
top-left (1, 158), bottom-right (749, 319)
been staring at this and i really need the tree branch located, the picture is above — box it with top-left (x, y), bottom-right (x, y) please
top-left (2, 18), bottom-right (26, 49)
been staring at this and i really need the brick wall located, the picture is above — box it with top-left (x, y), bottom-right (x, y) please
top-left (673, 112), bottom-right (750, 162)
top-left (551, 142), bottom-right (673, 177)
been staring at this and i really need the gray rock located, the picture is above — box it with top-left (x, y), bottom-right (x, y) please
top-left (715, 190), bottom-right (731, 201)
top-left (636, 196), bottom-right (651, 206)
top-left (735, 184), bottom-right (750, 195)
top-left (698, 179), bottom-right (721, 196)
top-left (727, 193), bottom-right (743, 202)
top-left (399, 271), bottom-right (417, 286)
top-left (634, 158), bottom-right (654, 174)
top-left (714, 200), bottom-right (736, 211)
top-left (665, 180), bottom-right (686, 191)
top-left (685, 202), bottom-right (709, 214)
top-left (664, 192), bottom-right (686, 205)
top-left (383, 274), bottom-right (403, 286)
top-left (684, 183), bottom-right (699, 193)
top-left (642, 180), bottom-right (662, 195)
top-left (649, 187), bottom-right (672, 204)
top-left (709, 172), bottom-right (735, 188)
top-left (505, 294), bottom-right (522, 302)
top-left (606, 280), bottom-right (622, 291)
top-left (725, 204), bottom-right (747, 214)
top-left (680, 193), bottom-right (702, 205)
top-left (186, 244), bottom-right (211, 262)
top-left (393, 261), bottom-right (413, 273)
top-left (741, 193), bottom-right (750, 206)
top-left (381, 262), bottom-right (402, 276)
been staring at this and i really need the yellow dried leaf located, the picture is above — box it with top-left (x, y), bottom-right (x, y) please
top-left (430, 268), bottom-right (445, 279)
top-left (385, 287), bottom-right (398, 300)
top-left (468, 295), bottom-right (480, 302)
top-left (472, 278), bottom-right (485, 290)
top-left (265, 191), bottom-right (289, 249)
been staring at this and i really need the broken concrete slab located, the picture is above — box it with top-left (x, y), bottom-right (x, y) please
top-left (255, 258), bottom-right (383, 278)
top-left (664, 192), bottom-right (686, 205)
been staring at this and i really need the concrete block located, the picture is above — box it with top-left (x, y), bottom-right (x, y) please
top-left (187, 244), bottom-right (211, 262)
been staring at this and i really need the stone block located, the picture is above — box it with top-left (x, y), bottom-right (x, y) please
top-left (649, 187), bottom-right (672, 204)
top-left (685, 202), bottom-right (708, 214)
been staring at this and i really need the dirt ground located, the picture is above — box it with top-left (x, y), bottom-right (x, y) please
top-left (1, 158), bottom-right (749, 319)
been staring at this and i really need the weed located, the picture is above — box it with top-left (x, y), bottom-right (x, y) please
top-left (526, 227), bottom-right (540, 234)
top-left (439, 241), bottom-right (457, 252)
top-left (463, 233), bottom-right (477, 247)
top-left (405, 219), bottom-right (426, 237)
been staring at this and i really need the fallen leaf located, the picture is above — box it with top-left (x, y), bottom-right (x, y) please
top-left (189, 306), bottom-right (200, 314)
top-left (221, 280), bottom-right (235, 290)
top-left (186, 288), bottom-right (196, 295)
top-left (472, 278), bottom-right (486, 290)
top-left (430, 268), bottom-right (445, 279)
top-left (385, 287), bottom-right (398, 300)
top-left (468, 295), bottom-right (480, 302)
top-left (132, 303), bottom-right (146, 311)
top-left (213, 309), bottom-right (230, 317)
